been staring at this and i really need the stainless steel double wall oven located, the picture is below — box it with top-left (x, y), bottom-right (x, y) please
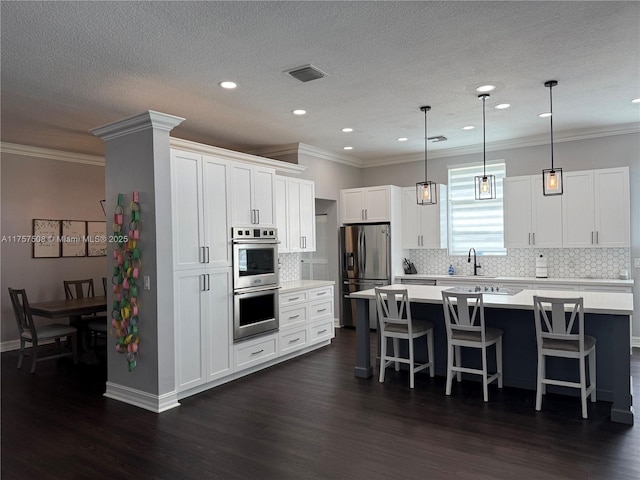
top-left (232, 227), bottom-right (279, 342)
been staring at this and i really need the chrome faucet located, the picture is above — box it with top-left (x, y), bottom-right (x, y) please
top-left (468, 248), bottom-right (481, 276)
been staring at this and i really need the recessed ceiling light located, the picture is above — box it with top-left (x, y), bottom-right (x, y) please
top-left (476, 85), bottom-right (496, 93)
top-left (538, 112), bottom-right (552, 118)
top-left (462, 125), bottom-right (475, 130)
top-left (219, 81), bottom-right (237, 89)
top-left (343, 146), bottom-right (353, 150)
top-left (632, 98), bottom-right (640, 103)
top-left (292, 109), bottom-right (306, 115)
top-left (397, 137), bottom-right (408, 142)
top-left (341, 127), bottom-right (354, 132)
top-left (495, 103), bottom-right (511, 109)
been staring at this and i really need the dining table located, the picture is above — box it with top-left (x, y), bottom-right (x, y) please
top-left (29, 295), bottom-right (108, 364)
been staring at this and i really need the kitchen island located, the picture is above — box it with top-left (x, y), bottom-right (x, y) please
top-left (350, 284), bottom-right (634, 424)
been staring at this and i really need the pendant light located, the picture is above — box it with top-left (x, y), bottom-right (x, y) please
top-left (475, 94), bottom-right (496, 200)
top-left (542, 80), bottom-right (563, 195)
top-left (416, 105), bottom-right (437, 205)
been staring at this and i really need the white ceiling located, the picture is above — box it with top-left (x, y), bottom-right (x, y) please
top-left (1, 1), bottom-right (639, 164)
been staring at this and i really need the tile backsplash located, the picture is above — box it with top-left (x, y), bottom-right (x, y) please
top-left (406, 248), bottom-right (630, 279)
top-left (281, 248), bottom-right (629, 282)
top-left (279, 253), bottom-right (301, 282)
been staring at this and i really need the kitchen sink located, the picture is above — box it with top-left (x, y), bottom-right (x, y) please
top-left (445, 286), bottom-right (523, 296)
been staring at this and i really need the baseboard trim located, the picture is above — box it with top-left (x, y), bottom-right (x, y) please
top-left (104, 382), bottom-right (180, 413)
top-left (632, 337), bottom-right (640, 349)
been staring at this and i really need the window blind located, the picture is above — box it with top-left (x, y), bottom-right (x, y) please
top-left (447, 162), bottom-right (506, 256)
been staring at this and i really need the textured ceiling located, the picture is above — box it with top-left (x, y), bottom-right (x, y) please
top-left (1, 1), bottom-right (639, 163)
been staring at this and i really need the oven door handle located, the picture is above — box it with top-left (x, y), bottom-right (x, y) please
top-left (235, 285), bottom-right (281, 295)
top-left (232, 239), bottom-right (279, 245)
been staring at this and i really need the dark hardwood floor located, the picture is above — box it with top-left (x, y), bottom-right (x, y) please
top-left (2, 329), bottom-right (639, 480)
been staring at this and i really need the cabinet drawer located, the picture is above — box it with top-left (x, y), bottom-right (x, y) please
top-left (309, 319), bottom-right (334, 343)
top-left (234, 334), bottom-right (278, 371)
top-left (309, 299), bottom-right (333, 321)
top-left (309, 286), bottom-right (333, 300)
top-left (279, 290), bottom-right (308, 306)
top-left (279, 326), bottom-right (308, 355)
top-left (279, 305), bottom-right (307, 329)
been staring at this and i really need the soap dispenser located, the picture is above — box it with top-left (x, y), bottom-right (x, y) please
top-left (448, 264), bottom-right (455, 275)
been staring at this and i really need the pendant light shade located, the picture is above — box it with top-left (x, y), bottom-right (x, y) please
top-left (416, 105), bottom-right (437, 205)
top-left (542, 80), bottom-right (563, 196)
top-left (475, 94), bottom-right (496, 200)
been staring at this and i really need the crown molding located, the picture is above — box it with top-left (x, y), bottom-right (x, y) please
top-left (170, 137), bottom-right (306, 175)
top-left (362, 122), bottom-right (640, 168)
top-left (0, 142), bottom-right (105, 166)
top-left (251, 142), bottom-right (363, 168)
top-left (91, 110), bottom-right (185, 141)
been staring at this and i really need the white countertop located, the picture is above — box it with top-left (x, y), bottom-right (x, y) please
top-left (280, 280), bottom-right (335, 292)
top-left (350, 284), bottom-right (633, 315)
top-left (395, 274), bottom-right (634, 287)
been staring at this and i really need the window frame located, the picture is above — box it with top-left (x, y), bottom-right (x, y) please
top-left (447, 161), bottom-right (506, 256)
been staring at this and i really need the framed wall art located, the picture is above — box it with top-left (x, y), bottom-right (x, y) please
top-left (86, 221), bottom-right (107, 257)
top-left (32, 219), bottom-right (61, 258)
top-left (61, 220), bottom-right (87, 257)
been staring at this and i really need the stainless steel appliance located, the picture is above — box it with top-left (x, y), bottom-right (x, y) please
top-left (232, 227), bottom-right (279, 289)
top-left (232, 227), bottom-right (279, 341)
top-left (340, 223), bottom-right (391, 328)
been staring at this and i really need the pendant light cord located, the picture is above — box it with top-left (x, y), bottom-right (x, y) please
top-left (481, 94), bottom-right (488, 176)
top-left (422, 106), bottom-right (429, 180)
top-left (549, 83), bottom-right (554, 170)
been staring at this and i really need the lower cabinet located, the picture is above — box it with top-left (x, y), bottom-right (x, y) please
top-left (234, 333), bottom-right (279, 371)
top-left (279, 284), bottom-right (335, 356)
top-left (175, 267), bottom-right (233, 392)
top-left (177, 279), bottom-right (335, 396)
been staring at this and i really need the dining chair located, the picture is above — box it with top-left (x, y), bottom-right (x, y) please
top-left (8, 288), bottom-right (78, 373)
top-left (64, 278), bottom-right (107, 346)
top-left (533, 296), bottom-right (596, 419)
top-left (376, 287), bottom-right (434, 389)
top-left (442, 290), bottom-right (503, 402)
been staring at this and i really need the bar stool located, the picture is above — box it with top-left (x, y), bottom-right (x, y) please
top-left (442, 290), bottom-right (503, 402)
top-left (375, 287), bottom-right (434, 389)
top-left (533, 296), bottom-right (596, 419)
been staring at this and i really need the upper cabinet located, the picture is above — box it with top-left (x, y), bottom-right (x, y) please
top-left (562, 167), bottom-right (630, 248)
top-left (230, 163), bottom-right (276, 228)
top-left (170, 149), bottom-right (231, 270)
top-left (340, 186), bottom-right (392, 224)
top-left (504, 175), bottom-right (562, 248)
top-left (401, 185), bottom-right (448, 249)
top-left (275, 175), bottom-right (316, 253)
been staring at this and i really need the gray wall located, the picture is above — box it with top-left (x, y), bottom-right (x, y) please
top-left (1, 153), bottom-right (106, 344)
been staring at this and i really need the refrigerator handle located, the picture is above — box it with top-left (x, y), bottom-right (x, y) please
top-left (362, 229), bottom-right (367, 274)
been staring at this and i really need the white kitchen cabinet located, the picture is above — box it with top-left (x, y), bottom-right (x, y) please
top-left (401, 185), bottom-right (447, 249)
top-left (503, 175), bottom-right (562, 248)
top-left (275, 176), bottom-right (316, 253)
top-left (234, 332), bottom-right (279, 371)
top-left (562, 167), bottom-right (630, 248)
top-left (174, 267), bottom-right (233, 391)
top-left (274, 176), bottom-right (290, 252)
top-left (278, 283), bottom-right (335, 355)
top-left (340, 186), bottom-right (392, 224)
top-left (230, 162), bottom-right (276, 227)
top-left (170, 149), bottom-right (232, 270)
top-left (288, 178), bottom-right (316, 252)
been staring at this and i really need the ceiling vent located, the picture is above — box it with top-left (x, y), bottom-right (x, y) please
top-left (285, 64), bottom-right (327, 83)
top-left (428, 135), bottom-right (448, 142)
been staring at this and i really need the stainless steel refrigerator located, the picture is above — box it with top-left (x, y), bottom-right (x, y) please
top-left (340, 223), bottom-right (391, 328)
